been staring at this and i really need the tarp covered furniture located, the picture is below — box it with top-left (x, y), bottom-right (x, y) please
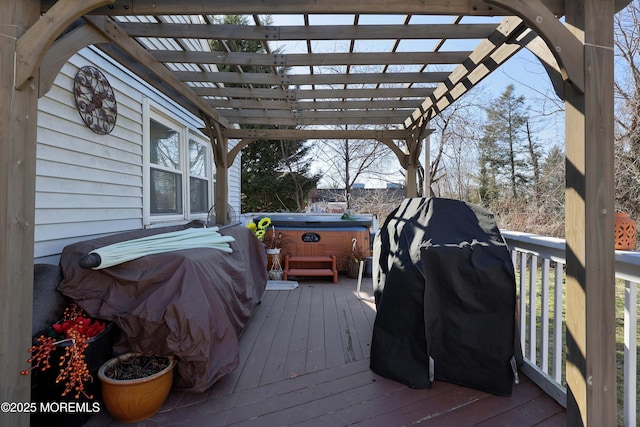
top-left (58, 222), bottom-right (267, 392)
top-left (370, 197), bottom-right (521, 395)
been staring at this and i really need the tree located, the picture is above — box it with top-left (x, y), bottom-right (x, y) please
top-left (209, 15), bottom-right (319, 212)
top-left (525, 120), bottom-right (544, 201)
top-left (477, 85), bottom-right (532, 201)
top-left (613, 1), bottom-right (640, 221)
top-left (429, 96), bottom-right (483, 201)
top-left (241, 139), bottom-right (319, 212)
top-left (536, 145), bottom-right (565, 236)
top-left (313, 125), bottom-right (395, 210)
top-left (209, 15), bottom-right (273, 79)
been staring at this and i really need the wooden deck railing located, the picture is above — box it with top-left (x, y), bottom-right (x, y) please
top-left (502, 231), bottom-right (639, 427)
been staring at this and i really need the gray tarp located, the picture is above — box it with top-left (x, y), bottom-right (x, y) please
top-left (58, 222), bottom-right (267, 392)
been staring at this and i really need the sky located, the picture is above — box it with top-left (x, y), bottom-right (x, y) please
top-left (263, 14), bottom-right (567, 189)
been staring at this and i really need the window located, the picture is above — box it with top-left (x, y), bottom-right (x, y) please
top-left (150, 118), bottom-right (183, 215)
top-left (145, 104), bottom-right (213, 224)
top-left (189, 137), bottom-right (209, 214)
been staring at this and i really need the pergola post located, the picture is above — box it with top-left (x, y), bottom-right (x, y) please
top-left (424, 129), bottom-right (432, 198)
top-left (564, 1), bottom-right (616, 425)
top-left (404, 133), bottom-right (426, 198)
top-left (203, 117), bottom-right (230, 225)
top-left (0, 1), bottom-right (40, 426)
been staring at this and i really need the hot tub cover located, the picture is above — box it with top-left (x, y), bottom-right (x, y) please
top-left (258, 213), bottom-right (373, 228)
top-left (58, 222), bottom-right (267, 392)
top-left (370, 197), bottom-right (521, 395)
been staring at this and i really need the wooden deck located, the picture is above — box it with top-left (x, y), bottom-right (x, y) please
top-left (85, 277), bottom-right (566, 426)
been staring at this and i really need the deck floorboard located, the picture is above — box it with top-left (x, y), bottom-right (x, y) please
top-left (84, 277), bottom-right (566, 427)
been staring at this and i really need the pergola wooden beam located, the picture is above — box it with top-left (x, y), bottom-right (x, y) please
top-left (220, 109), bottom-right (412, 120)
top-left (176, 70), bottom-right (452, 86)
top-left (208, 99), bottom-right (423, 110)
top-left (486, 0), bottom-right (585, 93)
top-left (221, 128), bottom-right (413, 140)
top-left (84, 16), bottom-right (230, 128)
top-left (404, 16), bottom-right (529, 128)
top-left (38, 23), bottom-right (109, 97)
top-left (193, 86), bottom-right (434, 100)
top-left (116, 22), bottom-right (498, 40)
top-left (15, 0), bottom-right (115, 90)
top-left (151, 50), bottom-right (473, 67)
top-left (223, 116), bottom-right (410, 126)
top-left (40, 0), bottom-right (567, 16)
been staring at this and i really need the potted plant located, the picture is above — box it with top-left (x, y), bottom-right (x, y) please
top-left (22, 302), bottom-right (117, 426)
top-left (246, 216), bottom-right (272, 242)
top-left (341, 238), bottom-right (369, 279)
top-left (247, 216), bottom-right (291, 252)
top-left (22, 302), bottom-right (115, 398)
top-left (97, 352), bottom-right (175, 423)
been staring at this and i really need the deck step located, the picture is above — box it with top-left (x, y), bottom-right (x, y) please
top-left (284, 255), bottom-right (338, 283)
top-left (287, 268), bottom-right (336, 276)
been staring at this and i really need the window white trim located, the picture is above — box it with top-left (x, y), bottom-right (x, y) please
top-left (143, 98), bottom-right (214, 226)
top-left (187, 130), bottom-right (214, 221)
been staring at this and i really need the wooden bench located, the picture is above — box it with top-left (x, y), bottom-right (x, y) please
top-left (283, 255), bottom-right (338, 283)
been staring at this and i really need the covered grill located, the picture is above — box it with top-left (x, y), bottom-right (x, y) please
top-left (370, 197), bottom-right (522, 396)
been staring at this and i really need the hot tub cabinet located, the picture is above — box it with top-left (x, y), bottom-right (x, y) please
top-left (262, 214), bottom-right (373, 272)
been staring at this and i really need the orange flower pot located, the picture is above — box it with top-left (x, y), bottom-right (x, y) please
top-left (615, 211), bottom-right (636, 250)
top-left (98, 353), bottom-right (175, 423)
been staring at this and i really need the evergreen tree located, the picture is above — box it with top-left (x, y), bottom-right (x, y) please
top-left (477, 85), bottom-right (531, 200)
top-left (209, 15), bottom-right (273, 80)
top-left (242, 138), bottom-right (319, 212)
top-left (525, 120), bottom-right (544, 201)
top-left (209, 16), bottom-right (319, 212)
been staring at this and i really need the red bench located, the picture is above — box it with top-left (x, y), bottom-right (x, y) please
top-left (283, 255), bottom-right (338, 283)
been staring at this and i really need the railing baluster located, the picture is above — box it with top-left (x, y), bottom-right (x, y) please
top-left (541, 258), bottom-right (550, 374)
top-left (519, 252), bottom-right (527, 354)
top-left (529, 254), bottom-right (538, 365)
top-left (624, 279), bottom-right (637, 427)
top-left (553, 261), bottom-right (564, 384)
top-left (503, 230), bottom-right (640, 419)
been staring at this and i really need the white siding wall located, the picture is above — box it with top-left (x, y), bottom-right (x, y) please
top-left (35, 48), bottom-right (241, 263)
top-left (228, 139), bottom-right (242, 219)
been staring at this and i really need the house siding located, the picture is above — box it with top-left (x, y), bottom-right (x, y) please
top-left (34, 48), bottom-right (241, 263)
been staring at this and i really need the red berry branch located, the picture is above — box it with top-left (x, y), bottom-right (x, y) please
top-left (21, 302), bottom-right (106, 399)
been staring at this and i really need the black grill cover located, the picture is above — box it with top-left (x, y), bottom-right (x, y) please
top-left (370, 197), bottom-right (521, 395)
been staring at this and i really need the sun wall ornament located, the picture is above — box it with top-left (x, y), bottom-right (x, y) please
top-left (73, 66), bottom-right (118, 135)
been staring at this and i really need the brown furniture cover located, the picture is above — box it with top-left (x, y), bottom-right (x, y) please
top-left (58, 222), bottom-right (267, 392)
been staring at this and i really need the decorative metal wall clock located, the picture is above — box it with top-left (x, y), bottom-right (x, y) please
top-left (73, 66), bottom-right (118, 135)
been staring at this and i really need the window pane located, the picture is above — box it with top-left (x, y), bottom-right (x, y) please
top-left (189, 140), bottom-right (207, 177)
top-left (150, 119), bottom-right (180, 169)
top-left (150, 169), bottom-right (182, 214)
top-left (190, 177), bottom-right (208, 213)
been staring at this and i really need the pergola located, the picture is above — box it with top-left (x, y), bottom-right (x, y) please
top-left (1, 1), bottom-right (631, 425)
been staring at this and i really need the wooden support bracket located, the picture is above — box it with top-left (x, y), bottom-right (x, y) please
top-left (15, 0), bottom-right (114, 90)
top-left (485, 0), bottom-right (585, 93)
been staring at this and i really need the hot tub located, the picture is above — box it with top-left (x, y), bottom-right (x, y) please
top-left (256, 213), bottom-right (374, 272)
top-left (263, 213), bottom-right (373, 229)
